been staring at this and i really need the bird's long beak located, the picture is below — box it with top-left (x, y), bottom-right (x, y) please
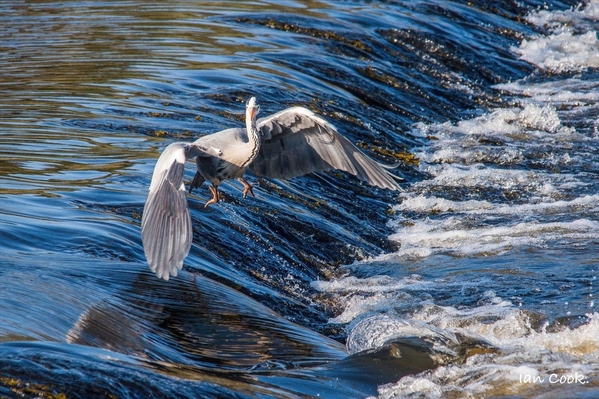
top-left (248, 106), bottom-right (258, 121)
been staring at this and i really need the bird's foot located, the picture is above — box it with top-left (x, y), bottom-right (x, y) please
top-left (204, 186), bottom-right (220, 208)
top-left (239, 178), bottom-right (255, 198)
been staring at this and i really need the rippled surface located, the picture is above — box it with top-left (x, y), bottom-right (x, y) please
top-left (2, 0), bottom-right (599, 398)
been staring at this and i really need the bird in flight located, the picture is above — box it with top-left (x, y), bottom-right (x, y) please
top-left (141, 97), bottom-right (403, 280)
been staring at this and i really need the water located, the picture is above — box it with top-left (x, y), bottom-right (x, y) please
top-left (1, 0), bottom-right (598, 398)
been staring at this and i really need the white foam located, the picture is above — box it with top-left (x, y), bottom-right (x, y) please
top-left (316, 280), bottom-right (599, 397)
top-left (386, 194), bottom-right (599, 258)
top-left (329, 82), bottom-right (599, 399)
top-left (457, 104), bottom-right (569, 135)
top-left (311, 274), bottom-right (428, 294)
top-left (390, 217), bottom-right (598, 259)
top-left (314, 92), bottom-right (599, 326)
top-left (345, 314), bottom-right (460, 355)
top-left (370, 311), bottom-right (599, 398)
top-left (513, 2), bottom-right (599, 72)
top-left (330, 259), bottom-right (599, 398)
top-left (312, 275), bottom-right (416, 324)
top-left (389, 91), bottom-right (599, 258)
top-left (515, 30), bottom-right (599, 72)
top-left (313, 5), bottom-right (599, 398)
top-left (392, 195), bottom-right (494, 213)
top-left (495, 78), bottom-right (599, 106)
top-left (412, 164), bottom-right (544, 190)
top-left (431, 103), bottom-right (573, 137)
top-left (414, 104), bottom-right (578, 176)
top-left (398, 194), bottom-right (599, 216)
top-left (525, 2), bottom-right (599, 32)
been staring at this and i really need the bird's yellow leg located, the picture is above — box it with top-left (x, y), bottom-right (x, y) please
top-left (204, 185), bottom-right (220, 207)
top-left (238, 178), bottom-right (255, 198)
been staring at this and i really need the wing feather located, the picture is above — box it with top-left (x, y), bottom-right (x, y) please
top-left (141, 143), bottom-right (193, 280)
top-left (252, 107), bottom-right (402, 190)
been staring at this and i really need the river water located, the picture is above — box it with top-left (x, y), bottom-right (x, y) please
top-left (1, 0), bottom-right (598, 398)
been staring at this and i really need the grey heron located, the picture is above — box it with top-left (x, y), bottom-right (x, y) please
top-left (142, 97), bottom-right (403, 280)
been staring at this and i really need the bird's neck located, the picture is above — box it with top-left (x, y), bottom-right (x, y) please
top-left (243, 115), bottom-right (261, 167)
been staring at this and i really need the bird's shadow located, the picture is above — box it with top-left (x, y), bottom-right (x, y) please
top-left (66, 269), bottom-right (493, 397)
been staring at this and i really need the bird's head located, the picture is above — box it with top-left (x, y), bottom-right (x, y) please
top-left (246, 97), bottom-right (260, 121)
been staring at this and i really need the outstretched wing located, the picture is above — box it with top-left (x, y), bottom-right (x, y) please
top-left (251, 107), bottom-right (402, 191)
top-left (141, 142), bottom-right (195, 280)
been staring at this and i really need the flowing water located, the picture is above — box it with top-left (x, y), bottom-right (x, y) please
top-left (1, 0), bottom-right (598, 398)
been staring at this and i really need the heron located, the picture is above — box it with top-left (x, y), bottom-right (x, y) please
top-left (141, 97), bottom-right (403, 280)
